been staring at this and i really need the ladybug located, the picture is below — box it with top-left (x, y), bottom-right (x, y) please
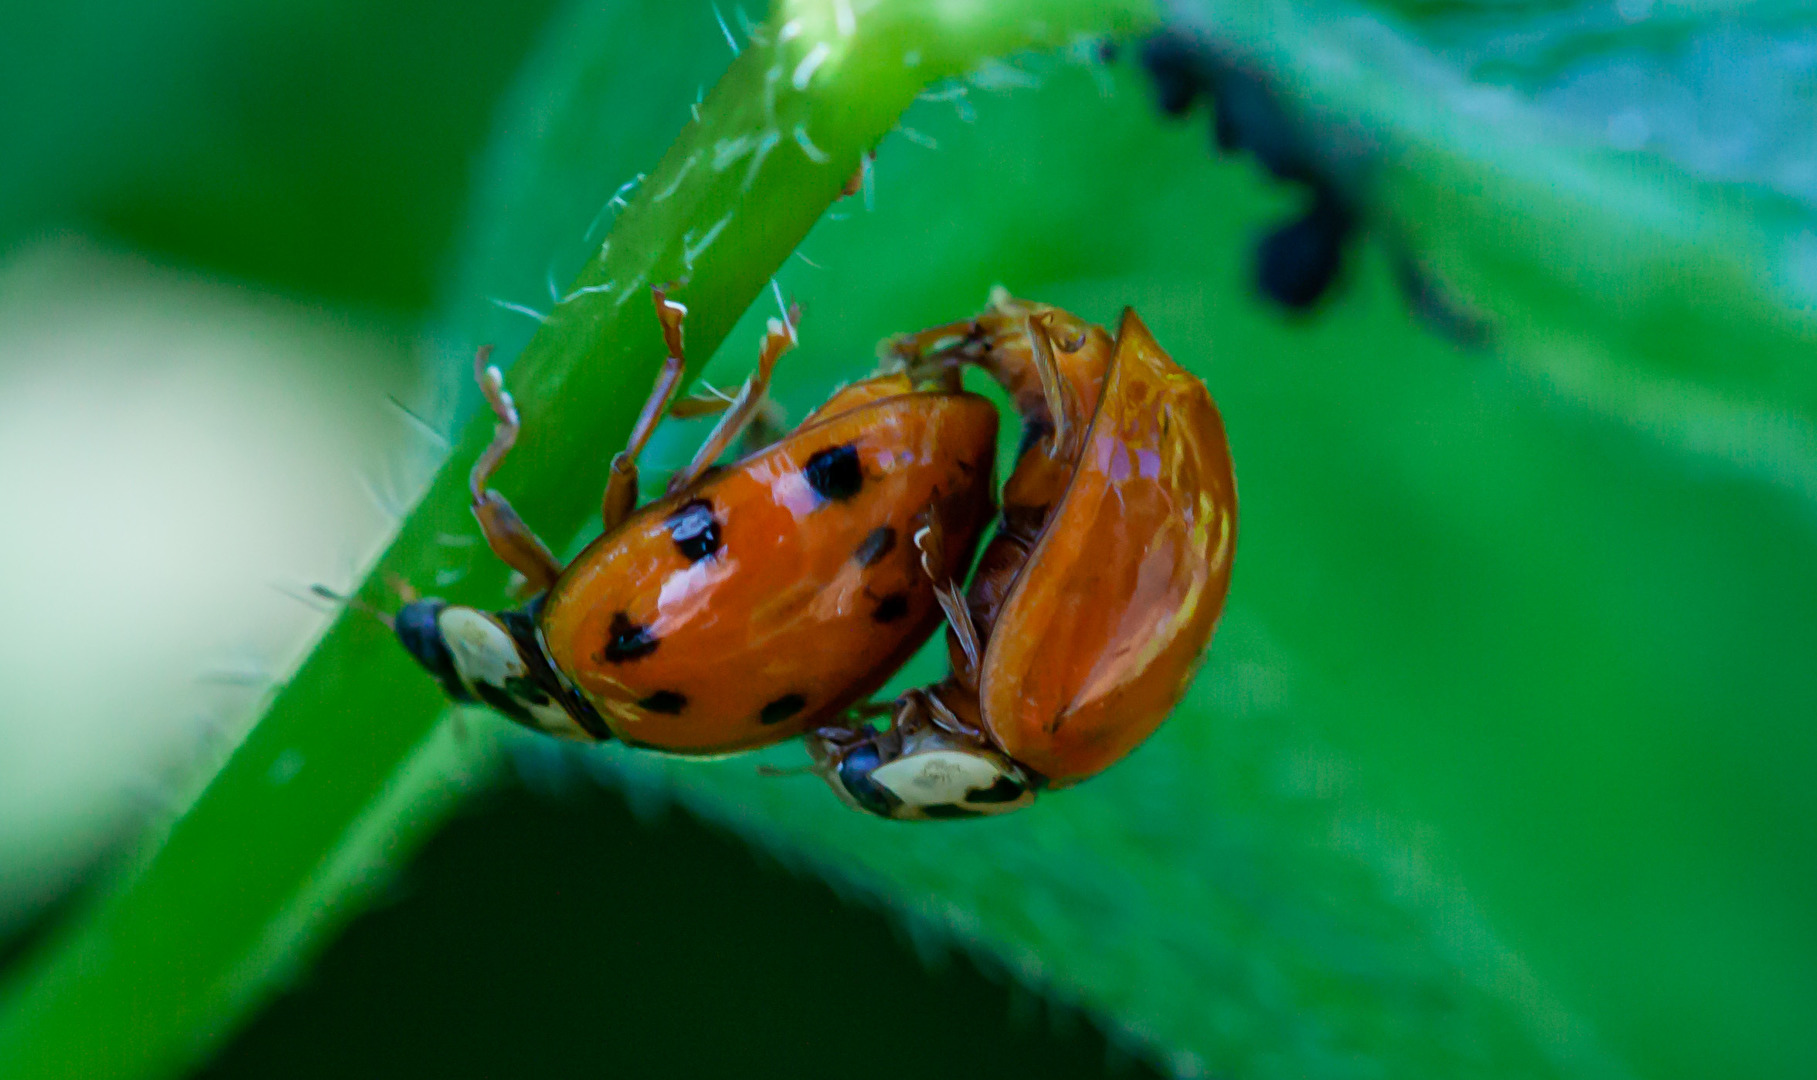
top-left (395, 289), bottom-right (999, 754)
top-left (807, 296), bottom-right (1237, 819)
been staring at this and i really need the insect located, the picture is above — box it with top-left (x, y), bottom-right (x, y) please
top-left (808, 296), bottom-right (1237, 819)
top-left (394, 289), bottom-right (1000, 754)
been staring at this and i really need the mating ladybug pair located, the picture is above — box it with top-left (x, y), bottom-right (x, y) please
top-left (395, 290), bottom-right (1236, 820)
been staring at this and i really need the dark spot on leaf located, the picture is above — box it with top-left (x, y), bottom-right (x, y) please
top-left (1256, 192), bottom-right (1353, 310)
top-left (760, 693), bottom-right (807, 725)
top-left (804, 443), bottom-right (864, 502)
top-left (666, 499), bottom-right (722, 562)
top-left (1139, 32), bottom-right (1202, 116)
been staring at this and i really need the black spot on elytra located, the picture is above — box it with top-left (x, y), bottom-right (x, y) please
top-left (602, 612), bottom-right (658, 663)
top-left (666, 499), bottom-right (722, 562)
top-left (853, 526), bottom-right (897, 568)
top-left (922, 803), bottom-right (983, 820)
top-left (872, 593), bottom-right (911, 624)
top-left (638, 690), bottom-right (687, 715)
top-left (969, 775), bottom-right (1028, 804)
top-left (760, 693), bottom-right (807, 725)
top-left (804, 443), bottom-right (864, 502)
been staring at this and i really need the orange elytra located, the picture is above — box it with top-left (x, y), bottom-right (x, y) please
top-left (393, 289), bottom-right (998, 755)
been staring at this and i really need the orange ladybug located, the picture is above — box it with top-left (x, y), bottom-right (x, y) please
top-left (395, 289), bottom-right (999, 754)
top-left (808, 296), bottom-right (1237, 819)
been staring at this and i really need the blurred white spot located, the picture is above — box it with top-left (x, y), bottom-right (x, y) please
top-left (0, 237), bottom-right (408, 931)
top-left (1616, 0), bottom-right (1653, 22)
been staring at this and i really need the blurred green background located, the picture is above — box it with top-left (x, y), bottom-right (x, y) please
top-left (2, 0), bottom-right (1815, 1078)
top-left (0, 2), bottom-right (1157, 1076)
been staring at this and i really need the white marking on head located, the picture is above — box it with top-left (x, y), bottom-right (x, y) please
top-left (437, 607), bottom-right (526, 688)
top-left (871, 750), bottom-right (1006, 808)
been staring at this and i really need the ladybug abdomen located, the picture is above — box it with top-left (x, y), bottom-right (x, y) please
top-left (980, 311), bottom-right (1236, 783)
top-left (540, 392), bottom-right (998, 754)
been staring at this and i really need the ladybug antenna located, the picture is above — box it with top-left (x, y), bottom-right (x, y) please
top-left (309, 583), bottom-right (396, 630)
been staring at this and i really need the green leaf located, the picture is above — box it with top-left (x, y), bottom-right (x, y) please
top-left (457, 3), bottom-right (1817, 1080)
top-left (0, 3), bottom-right (1152, 1078)
top-left (7, 1), bottom-right (1813, 1079)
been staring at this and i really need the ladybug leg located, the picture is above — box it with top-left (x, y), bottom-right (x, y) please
top-left (469, 346), bottom-right (564, 594)
top-left (601, 288), bottom-right (694, 530)
top-left (667, 383), bottom-right (735, 419)
top-left (1023, 311), bottom-right (1086, 462)
top-left (885, 318), bottom-right (983, 367)
top-left (734, 397), bottom-right (788, 455)
top-left (911, 509), bottom-right (985, 685)
top-left (665, 301), bottom-right (800, 494)
top-left (665, 388), bottom-right (788, 455)
top-left (920, 687), bottom-right (987, 742)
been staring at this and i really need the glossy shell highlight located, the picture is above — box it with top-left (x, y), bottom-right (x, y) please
top-left (978, 309), bottom-right (1236, 783)
top-left (539, 385), bottom-right (998, 754)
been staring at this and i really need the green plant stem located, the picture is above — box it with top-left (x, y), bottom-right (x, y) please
top-left (0, 4), bottom-right (1156, 1078)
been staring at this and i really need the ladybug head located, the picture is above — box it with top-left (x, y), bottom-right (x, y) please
top-left (807, 710), bottom-right (1036, 822)
top-left (393, 597), bottom-right (607, 742)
